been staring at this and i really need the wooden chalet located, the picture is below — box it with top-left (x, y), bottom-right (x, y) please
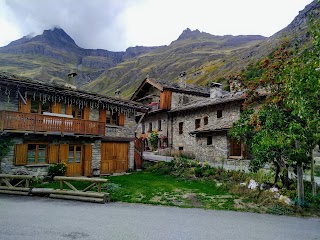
top-left (0, 72), bottom-right (148, 176)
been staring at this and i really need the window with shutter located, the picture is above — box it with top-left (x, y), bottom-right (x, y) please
top-left (26, 144), bottom-right (47, 164)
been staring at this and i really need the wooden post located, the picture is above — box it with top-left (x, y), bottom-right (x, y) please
top-left (0, 111), bottom-right (4, 131)
top-left (297, 162), bottom-right (305, 206)
top-left (310, 151), bottom-right (316, 197)
top-left (60, 180), bottom-right (63, 190)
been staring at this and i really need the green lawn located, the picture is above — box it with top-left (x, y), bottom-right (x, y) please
top-left (106, 172), bottom-right (234, 210)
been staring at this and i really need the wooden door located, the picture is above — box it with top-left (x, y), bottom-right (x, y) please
top-left (230, 139), bottom-right (241, 156)
top-left (64, 145), bottom-right (83, 176)
top-left (114, 143), bottom-right (128, 173)
top-left (101, 142), bottom-right (129, 174)
top-left (101, 142), bottom-right (115, 174)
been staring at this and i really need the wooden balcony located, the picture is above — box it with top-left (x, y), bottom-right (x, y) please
top-left (0, 111), bottom-right (105, 136)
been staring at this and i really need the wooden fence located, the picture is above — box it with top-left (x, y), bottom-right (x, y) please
top-left (0, 174), bottom-right (109, 203)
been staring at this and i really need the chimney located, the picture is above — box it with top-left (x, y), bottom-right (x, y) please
top-left (65, 71), bottom-right (77, 89)
top-left (178, 71), bottom-right (186, 88)
top-left (115, 89), bottom-right (121, 97)
top-left (210, 82), bottom-right (222, 99)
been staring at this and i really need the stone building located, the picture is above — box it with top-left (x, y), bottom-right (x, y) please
top-left (0, 72), bottom-right (148, 177)
top-left (132, 78), bottom-right (248, 162)
top-left (131, 77), bottom-right (210, 150)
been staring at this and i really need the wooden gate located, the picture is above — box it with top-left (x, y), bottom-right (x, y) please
top-left (229, 139), bottom-right (242, 157)
top-left (134, 137), bottom-right (143, 169)
top-left (101, 142), bottom-right (128, 174)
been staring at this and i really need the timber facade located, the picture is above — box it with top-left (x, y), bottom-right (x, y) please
top-left (132, 77), bottom-right (248, 162)
top-left (0, 73), bottom-right (148, 177)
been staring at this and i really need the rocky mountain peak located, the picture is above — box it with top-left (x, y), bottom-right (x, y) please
top-left (177, 28), bottom-right (202, 41)
top-left (32, 27), bottom-right (80, 49)
top-left (6, 27), bottom-right (80, 50)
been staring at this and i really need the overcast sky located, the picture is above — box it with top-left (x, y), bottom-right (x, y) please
top-left (0, 0), bottom-right (314, 51)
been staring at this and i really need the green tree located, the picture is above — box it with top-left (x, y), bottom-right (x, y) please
top-left (229, 16), bottom-right (320, 206)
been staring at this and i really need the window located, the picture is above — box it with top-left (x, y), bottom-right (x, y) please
top-left (217, 109), bottom-right (223, 118)
top-left (27, 144), bottom-right (47, 164)
top-left (72, 106), bottom-right (83, 119)
top-left (31, 101), bottom-right (41, 113)
top-left (106, 111), bottom-right (119, 125)
top-left (207, 136), bottom-right (212, 145)
top-left (68, 145), bottom-right (82, 164)
top-left (204, 116), bottom-right (208, 125)
top-left (148, 122), bottom-right (152, 132)
top-left (179, 122), bottom-right (183, 134)
top-left (195, 119), bottom-right (201, 129)
top-left (179, 146), bottom-right (184, 151)
top-left (158, 120), bottom-right (162, 131)
top-left (142, 123), bottom-right (145, 134)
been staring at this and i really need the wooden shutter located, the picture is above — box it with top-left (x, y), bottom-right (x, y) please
top-left (47, 145), bottom-right (59, 164)
top-left (65, 105), bottom-right (72, 115)
top-left (59, 144), bottom-right (69, 163)
top-left (160, 90), bottom-right (172, 110)
top-left (119, 113), bottom-right (125, 126)
top-left (83, 106), bottom-right (90, 120)
top-left (83, 144), bottom-right (92, 177)
top-left (14, 144), bottom-right (28, 166)
top-left (51, 102), bottom-right (62, 114)
top-left (18, 97), bottom-right (31, 113)
top-left (99, 109), bottom-right (106, 122)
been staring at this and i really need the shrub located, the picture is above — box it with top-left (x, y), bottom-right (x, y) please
top-left (148, 130), bottom-right (159, 151)
top-left (48, 162), bottom-right (67, 179)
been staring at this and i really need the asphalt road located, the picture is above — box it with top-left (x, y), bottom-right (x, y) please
top-left (0, 195), bottom-right (319, 240)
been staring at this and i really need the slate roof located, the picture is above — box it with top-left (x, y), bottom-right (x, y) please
top-left (0, 72), bottom-right (149, 112)
top-left (153, 78), bottom-right (210, 95)
top-left (170, 91), bottom-right (245, 113)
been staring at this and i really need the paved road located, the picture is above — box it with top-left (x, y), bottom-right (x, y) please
top-left (0, 195), bottom-right (319, 240)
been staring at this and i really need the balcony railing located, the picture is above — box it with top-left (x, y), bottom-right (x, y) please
top-left (0, 111), bottom-right (105, 136)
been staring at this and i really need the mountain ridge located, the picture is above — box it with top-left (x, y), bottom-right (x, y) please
top-left (0, 0), bottom-right (318, 98)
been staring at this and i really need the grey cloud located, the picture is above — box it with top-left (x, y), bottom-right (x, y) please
top-left (4, 0), bottom-right (142, 51)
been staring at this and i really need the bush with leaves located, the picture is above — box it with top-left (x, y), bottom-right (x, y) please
top-left (148, 130), bottom-right (159, 151)
top-left (48, 162), bottom-right (67, 179)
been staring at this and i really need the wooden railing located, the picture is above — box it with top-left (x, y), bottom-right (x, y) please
top-left (0, 110), bottom-right (105, 136)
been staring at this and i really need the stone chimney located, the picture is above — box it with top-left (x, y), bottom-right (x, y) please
top-left (178, 71), bottom-right (186, 88)
top-left (65, 71), bottom-right (77, 89)
top-left (115, 89), bottom-right (121, 97)
top-left (210, 82), bottom-right (222, 99)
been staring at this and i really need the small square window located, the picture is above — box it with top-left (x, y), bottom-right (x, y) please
top-left (207, 136), bottom-right (212, 145)
top-left (217, 110), bottom-right (223, 118)
top-left (179, 146), bottom-right (183, 151)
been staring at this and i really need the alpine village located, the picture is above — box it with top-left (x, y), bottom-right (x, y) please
top-left (0, 0), bottom-right (319, 216)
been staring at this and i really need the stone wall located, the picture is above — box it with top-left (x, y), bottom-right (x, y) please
top-left (171, 92), bottom-right (207, 109)
top-left (171, 102), bottom-right (242, 162)
top-left (0, 94), bottom-right (18, 111)
top-left (106, 112), bottom-right (136, 138)
top-left (0, 135), bottom-right (97, 177)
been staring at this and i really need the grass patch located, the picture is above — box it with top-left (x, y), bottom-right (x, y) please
top-left (106, 172), bottom-right (234, 210)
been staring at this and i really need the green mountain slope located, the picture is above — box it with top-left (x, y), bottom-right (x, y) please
top-left (0, 0), bottom-right (318, 99)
